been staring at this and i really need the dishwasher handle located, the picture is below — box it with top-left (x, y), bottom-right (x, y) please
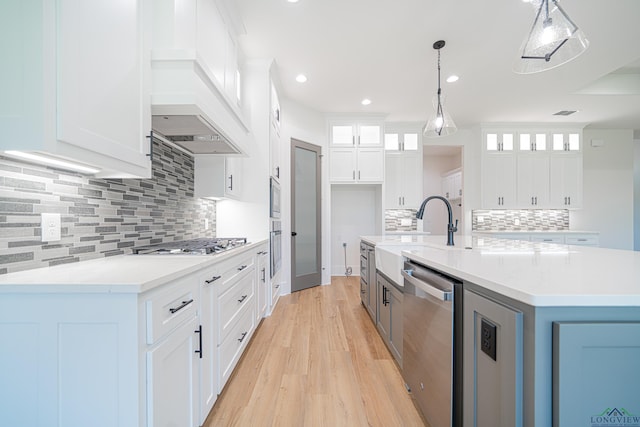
top-left (402, 269), bottom-right (453, 301)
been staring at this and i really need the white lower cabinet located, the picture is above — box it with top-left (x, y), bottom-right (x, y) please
top-left (146, 316), bottom-right (200, 427)
top-left (255, 245), bottom-right (269, 322)
top-left (0, 243), bottom-right (266, 427)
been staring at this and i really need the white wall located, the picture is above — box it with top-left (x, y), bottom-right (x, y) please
top-left (634, 135), bottom-right (640, 250)
top-left (570, 129), bottom-right (635, 250)
top-left (279, 98), bottom-right (328, 291)
top-left (331, 185), bottom-right (381, 275)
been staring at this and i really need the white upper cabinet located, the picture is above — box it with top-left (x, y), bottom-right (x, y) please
top-left (0, 0), bottom-right (152, 178)
top-left (517, 155), bottom-right (550, 207)
top-left (481, 126), bottom-right (584, 209)
top-left (550, 154), bottom-right (583, 208)
top-left (329, 120), bottom-right (384, 183)
top-left (330, 122), bottom-right (383, 147)
top-left (551, 131), bottom-right (581, 152)
top-left (384, 130), bottom-right (422, 208)
top-left (518, 132), bottom-right (548, 151)
top-left (482, 154), bottom-right (517, 208)
top-left (484, 131), bottom-right (515, 152)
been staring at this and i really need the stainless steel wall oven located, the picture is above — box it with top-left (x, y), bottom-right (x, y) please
top-left (270, 221), bottom-right (281, 278)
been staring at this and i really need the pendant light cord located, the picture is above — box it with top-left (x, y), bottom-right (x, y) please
top-left (436, 48), bottom-right (443, 135)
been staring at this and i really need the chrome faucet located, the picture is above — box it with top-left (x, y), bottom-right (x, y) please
top-left (416, 195), bottom-right (458, 246)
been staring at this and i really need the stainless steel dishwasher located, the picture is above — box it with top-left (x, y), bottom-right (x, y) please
top-left (402, 260), bottom-right (462, 427)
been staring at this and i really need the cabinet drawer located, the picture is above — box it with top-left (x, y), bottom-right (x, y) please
top-left (565, 235), bottom-right (599, 246)
top-left (216, 251), bottom-right (255, 296)
top-left (145, 276), bottom-right (198, 345)
top-left (217, 272), bottom-right (255, 342)
top-left (530, 235), bottom-right (564, 244)
top-left (218, 304), bottom-right (255, 392)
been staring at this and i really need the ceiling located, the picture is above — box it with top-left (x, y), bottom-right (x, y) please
top-left (236, 0), bottom-right (640, 130)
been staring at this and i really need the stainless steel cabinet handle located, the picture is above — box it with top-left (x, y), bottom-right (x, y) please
top-left (169, 299), bottom-right (194, 314)
top-left (358, 170), bottom-right (361, 180)
top-left (401, 270), bottom-right (452, 301)
top-left (353, 170), bottom-right (355, 180)
top-left (205, 275), bottom-right (221, 284)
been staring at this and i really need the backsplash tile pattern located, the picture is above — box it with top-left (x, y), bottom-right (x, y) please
top-left (0, 140), bottom-right (215, 274)
top-left (385, 209), bottom-right (418, 231)
top-left (472, 209), bottom-right (569, 231)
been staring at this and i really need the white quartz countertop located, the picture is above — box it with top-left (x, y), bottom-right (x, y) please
top-left (361, 234), bottom-right (443, 246)
top-left (397, 235), bottom-right (640, 307)
top-left (473, 230), bottom-right (599, 235)
top-left (0, 241), bottom-right (266, 294)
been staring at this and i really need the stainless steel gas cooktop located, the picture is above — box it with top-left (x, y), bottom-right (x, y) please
top-left (131, 238), bottom-right (247, 255)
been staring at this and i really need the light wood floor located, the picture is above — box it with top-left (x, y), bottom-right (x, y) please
top-left (204, 275), bottom-right (426, 427)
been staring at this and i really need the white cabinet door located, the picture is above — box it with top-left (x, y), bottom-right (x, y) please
top-left (147, 316), bottom-right (199, 427)
top-left (58, 0), bottom-right (151, 174)
top-left (517, 155), bottom-right (550, 207)
top-left (1, 1), bottom-right (152, 178)
top-left (385, 154), bottom-right (404, 208)
top-left (198, 269), bottom-right (220, 424)
top-left (194, 156), bottom-right (241, 199)
top-left (256, 246), bottom-right (269, 322)
top-left (482, 155), bottom-right (517, 208)
top-left (403, 153), bottom-right (423, 208)
top-left (330, 124), bottom-right (356, 146)
top-left (550, 155), bottom-right (583, 208)
top-left (329, 148), bottom-right (357, 182)
top-left (357, 124), bottom-right (382, 146)
top-left (225, 157), bottom-right (242, 198)
top-left (357, 148), bottom-right (384, 182)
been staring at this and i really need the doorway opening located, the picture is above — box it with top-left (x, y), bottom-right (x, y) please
top-left (422, 146), bottom-right (464, 235)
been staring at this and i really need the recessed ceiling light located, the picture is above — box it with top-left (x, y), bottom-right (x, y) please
top-left (295, 74), bottom-right (307, 83)
top-left (287, 0), bottom-right (299, 3)
top-left (361, 98), bottom-right (372, 106)
top-left (446, 75), bottom-right (459, 83)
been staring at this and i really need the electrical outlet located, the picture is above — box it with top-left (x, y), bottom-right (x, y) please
top-left (400, 218), bottom-right (412, 226)
top-left (41, 213), bottom-right (61, 242)
top-left (481, 318), bottom-right (497, 361)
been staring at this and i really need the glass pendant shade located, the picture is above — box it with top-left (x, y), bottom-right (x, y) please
top-left (424, 96), bottom-right (457, 137)
top-left (514, 0), bottom-right (589, 74)
top-left (424, 40), bottom-right (457, 138)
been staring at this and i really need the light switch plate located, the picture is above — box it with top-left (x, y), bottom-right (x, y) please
top-left (41, 213), bottom-right (61, 242)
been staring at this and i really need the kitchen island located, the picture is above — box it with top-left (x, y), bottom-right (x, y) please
top-left (399, 235), bottom-right (640, 427)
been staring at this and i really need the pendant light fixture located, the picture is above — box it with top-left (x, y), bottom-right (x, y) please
top-left (424, 40), bottom-right (457, 138)
top-left (515, 0), bottom-right (589, 74)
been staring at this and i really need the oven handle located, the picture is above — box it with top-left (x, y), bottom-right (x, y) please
top-left (402, 269), bottom-right (453, 301)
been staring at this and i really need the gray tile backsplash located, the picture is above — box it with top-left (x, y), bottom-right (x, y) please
top-left (385, 209), bottom-right (418, 231)
top-left (472, 209), bottom-right (569, 231)
top-left (0, 140), bottom-right (216, 274)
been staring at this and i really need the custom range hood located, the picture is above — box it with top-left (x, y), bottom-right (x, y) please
top-left (150, 50), bottom-right (252, 155)
top-left (152, 115), bottom-right (240, 155)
